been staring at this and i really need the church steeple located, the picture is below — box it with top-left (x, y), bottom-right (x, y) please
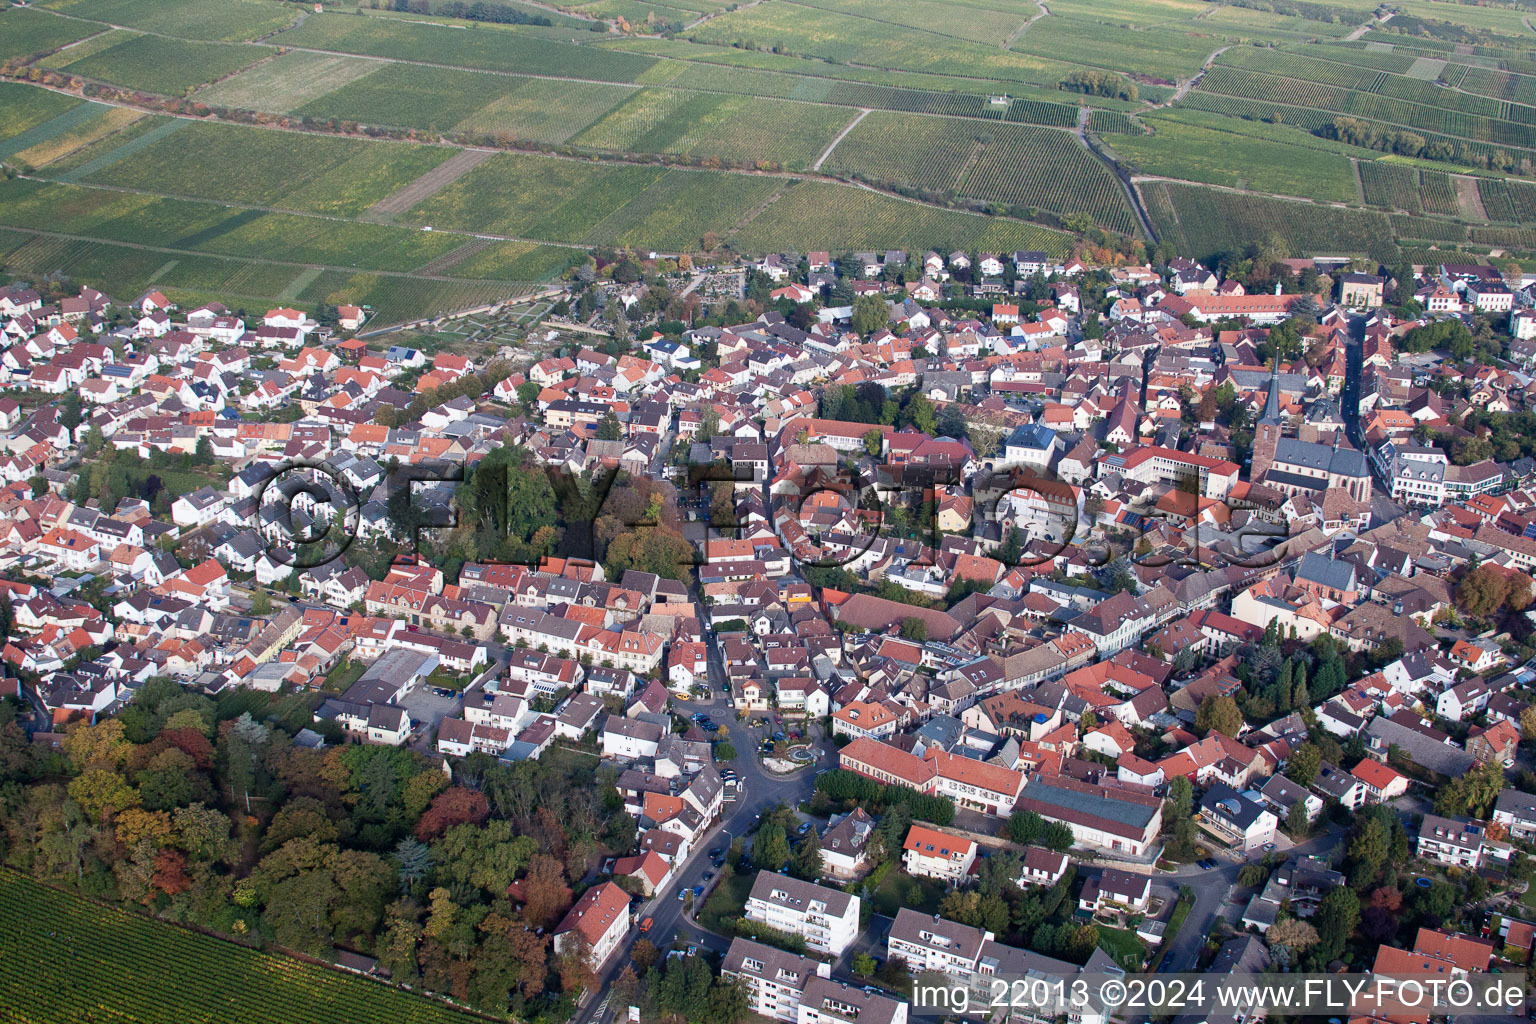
top-left (1251, 357), bottom-right (1283, 483)
top-left (1258, 356), bottom-right (1282, 427)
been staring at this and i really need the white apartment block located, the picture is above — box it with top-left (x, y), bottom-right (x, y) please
top-left (744, 872), bottom-right (861, 956)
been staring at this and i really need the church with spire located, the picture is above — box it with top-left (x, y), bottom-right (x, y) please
top-left (1248, 357), bottom-right (1371, 502)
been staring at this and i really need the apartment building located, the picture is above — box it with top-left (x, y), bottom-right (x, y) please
top-left (745, 872), bottom-right (861, 956)
top-left (902, 824), bottom-right (978, 883)
top-left (722, 938), bottom-right (830, 1022)
top-left (722, 939), bottom-right (908, 1024)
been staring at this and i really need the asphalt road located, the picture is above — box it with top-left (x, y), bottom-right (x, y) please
top-left (571, 631), bottom-right (829, 1024)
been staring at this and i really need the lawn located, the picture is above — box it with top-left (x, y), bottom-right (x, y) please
top-left (1095, 924), bottom-right (1148, 970)
top-left (697, 869), bottom-right (754, 934)
top-left (0, 870), bottom-right (493, 1024)
top-left (869, 868), bottom-right (947, 918)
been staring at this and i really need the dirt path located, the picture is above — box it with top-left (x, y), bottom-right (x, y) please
top-left (1160, 45), bottom-right (1230, 107)
top-left (1344, 11), bottom-right (1391, 42)
top-left (1003, 1), bottom-right (1048, 50)
top-left (1078, 112), bottom-right (1156, 242)
top-left (684, 0), bottom-right (766, 31)
top-left (811, 108), bottom-right (869, 170)
top-left (1455, 173), bottom-right (1489, 222)
top-left (364, 148), bottom-right (495, 221)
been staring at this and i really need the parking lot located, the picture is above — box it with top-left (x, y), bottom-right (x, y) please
top-left (399, 685), bottom-right (462, 746)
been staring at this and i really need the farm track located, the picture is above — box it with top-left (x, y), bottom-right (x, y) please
top-left (364, 148), bottom-right (496, 221)
top-left (1456, 173), bottom-right (1490, 221)
top-left (684, 0), bottom-right (767, 32)
top-left (1077, 107), bottom-right (1156, 242)
top-left (811, 108), bottom-right (869, 170)
top-left (1003, 2), bottom-right (1048, 50)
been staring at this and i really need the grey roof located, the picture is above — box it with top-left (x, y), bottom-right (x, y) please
top-left (747, 871), bottom-right (856, 918)
top-left (1274, 437), bottom-right (1369, 477)
top-left (1295, 550), bottom-right (1357, 593)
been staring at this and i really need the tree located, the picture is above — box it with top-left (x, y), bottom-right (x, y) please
top-left (851, 953), bottom-right (877, 977)
top-left (899, 617), bottom-right (928, 641)
top-left (1285, 743), bottom-right (1322, 786)
top-left (1285, 800), bottom-right (1311, 837)
top-left (1313, 886), bottom-right (1360, 964)
top-left (752, 821), bottom-right (791, 871)
top-left (250, 589), bottom-right (273, 615)
top-left (1195, 694), bottom-right (1242, 737)
top-left (521, 855), bottom-right (572, 930)
top-left (415, 787), bottom-right (490, 842)
top-left (790, 836), bottom-right (823, 880)
top-left (850, 294), bottom-right (887, 335)
top-left (631, 937), bottom-right (660, 971)
top-left (1267, 917), bottom-right (1319, 953)
top-left (862, 428), bottom-right (884, 458)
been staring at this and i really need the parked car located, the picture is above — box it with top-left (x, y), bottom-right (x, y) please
top-left (640, 917), bottom-right (654, 933)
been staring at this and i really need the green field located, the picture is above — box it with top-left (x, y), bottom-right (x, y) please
top-left (52, 32), bottom-right (270, 95)
top-left (1112, 116), bottom-right (1361, 204)
top-left (823, 112), bottom-right (1138, 232)
top-left (733, 179), bottom-right (1073, 256)
top-left (5, 105), bottom-right (149, 170)
top-left (0, 871), bottom-right (493, 1024)
top-left (1142, 179), bottom-right (1397, 260)
top-left (6, 0), bottom-right (1536, 280)
top-left (75, 121), bottom-right (457, 217)
top-left (0, 5), bottom-right (104, 63)
top-left (39, 0), bottom-right (302, 41)
top-left (0, 83), bottom-right (85, 146)
top-left (192, 51), bottom-right (383, 111)
top-left (273, 10), bottom-right (658, 82)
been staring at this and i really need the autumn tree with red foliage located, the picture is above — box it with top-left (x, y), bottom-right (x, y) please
top-left (415, 787), bottom-right (490, 842)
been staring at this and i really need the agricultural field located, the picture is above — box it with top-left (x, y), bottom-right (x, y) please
top-left (579, 169), bottom-right (782, 250)
top-left (0, 871), bottom-right (495, 1024)
top-left (4, 105), bottom-right (148, 171)
top-left (0, 5), bottom-right (104, 64)
top-left (73, 121), bottom-right (458, 218)
top-left (820, 111), bottom-right (985, 194)
top-left (192, 51), bottom-right (383, 111)
top-left (273, 11), bottom-right (658, 82)
top-left (793, 0), bottom-right (1029, 47)
top-left (601, 92), bottom-right (851, 169)
top-left (1009, 16), bottom-right (1218, 84)
top-left (445, 241), bottom-right (583, 281)
top-left (1478, 178), bottom-right (1536, 224)
top-left (0, 84), bottom-right (86, 149)
top-left (1359, 160), bottom-right (1423, 214)
top-left (733, 180), bottom-right (1073, 256)
top-left (456, 77), bottom-right (636, 143)
top-left (1141, 179), bottom-right (1398, 261)
top-left (822, 112), bottom-right (1137, 231)
top-left (296, 63), bottom-right (516, 133)
top-left (37, 0), bottom-right (302, 42)
top-left (684, 0), bottom-right (1078, 88)
top-left (50, 32), bottom-right (270, 95)
top-left (1113, 116), bottom-right (1361, 204)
